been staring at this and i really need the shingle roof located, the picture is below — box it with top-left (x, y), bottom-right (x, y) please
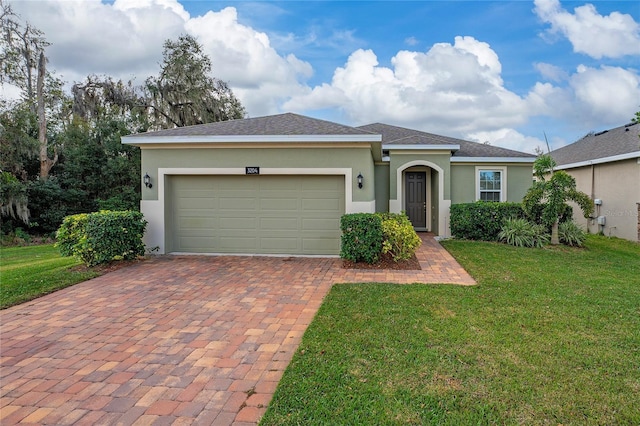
top-left (358, 123), bottom-right (536, 158)
top-left (551, 122), bottom-right (640, 166)
top-left (126, 112), bottom-right (375, 137)
top-left (124, 112), bottom-right (536, 159)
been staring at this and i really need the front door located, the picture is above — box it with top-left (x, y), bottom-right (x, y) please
top-left (405, 172), bottom-right (426, 229)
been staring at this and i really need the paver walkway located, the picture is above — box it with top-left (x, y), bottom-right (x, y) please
top-left (0, 234), bottom-right (474, 425)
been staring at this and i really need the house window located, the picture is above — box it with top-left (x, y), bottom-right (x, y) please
top-left (476, 168), bottom-right (506, 202)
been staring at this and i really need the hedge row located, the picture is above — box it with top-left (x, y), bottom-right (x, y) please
top-left (56, 210), bottom-right (147, 266)
top-left (450, 201), bottom-right (575, 241)
top-left (340, 212), bottom-right (420, 264)
top-left (449, 202), bottom-right (525, 241)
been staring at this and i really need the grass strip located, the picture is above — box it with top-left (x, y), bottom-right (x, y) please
top-left (0, 244), bottom-right (100, 309)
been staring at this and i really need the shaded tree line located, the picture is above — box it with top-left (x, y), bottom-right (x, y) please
top-left (0, 0), bottom-right (245, 238)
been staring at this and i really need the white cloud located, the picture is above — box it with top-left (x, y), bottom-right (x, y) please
top-left (11, 0), bottom-right (186, 83)
top-left (404, 36), bottom-right (419, 46)
top-left (185, 7), bottom-right (312, 115)
top-left (285, 37), bottom-right (528, 137)
top-left (467, 128), bottom-right (546, 154)
top-left (534, 62), bottom-right (569, 82)
top-left (528, 64), bottom-right (640, 128)
top-left (569, 65), bottom-right (640, 124)
top-left (534, 0), bottom-right (640, 59)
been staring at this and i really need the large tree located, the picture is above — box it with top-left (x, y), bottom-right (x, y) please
top-left (143, 34), bottom-right (245, 130)
top-left (71, 75), bottom-right (146, 130)
top-left (523, 154), bottom-right (594, 245)
top-left (0, 0), bottom-right (65, 178)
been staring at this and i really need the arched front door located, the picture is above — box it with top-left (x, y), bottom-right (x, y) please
top-left (405, 171), bottom-right (427, 229)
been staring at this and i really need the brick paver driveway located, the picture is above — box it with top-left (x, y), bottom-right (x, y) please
top-left (0, 234), bottom-right (474, 425)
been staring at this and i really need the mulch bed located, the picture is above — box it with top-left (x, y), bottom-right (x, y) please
top-left (342, 252), bottom-right (421, 270)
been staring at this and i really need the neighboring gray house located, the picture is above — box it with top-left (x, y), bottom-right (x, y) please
top-left (550, 122), bottom-right (640, 242)
top-left (122, 113), bottom-right (535, 255)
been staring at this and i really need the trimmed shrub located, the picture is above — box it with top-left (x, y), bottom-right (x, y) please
top-left (558, 221), bottom-right (586, 247)
top-left (498, 218), bottom-right (549, 248)
top-left (340, 213), bottom-right (383, 264)
top-left (379, 213), bottom-right (421, 261)
top-left (56, 210), bottom-right (147, 266)
top-left (450, 202), bottom-right (525, 241)
top-left (56, 213), bottom-right (90, 258)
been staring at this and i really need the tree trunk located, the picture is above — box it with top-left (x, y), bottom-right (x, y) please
top-left (37, 50), bottom-right (56, 178)
top-left (551, 220), bottom-right (560, 245)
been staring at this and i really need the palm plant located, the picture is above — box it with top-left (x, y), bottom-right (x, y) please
top-left (523, 155), bottom-right (594, 245)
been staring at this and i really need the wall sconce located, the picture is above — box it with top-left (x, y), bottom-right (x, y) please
top-left (143, 173), bottom-right (153, 189)
top-left (357, 173), bottom-right (363, 189)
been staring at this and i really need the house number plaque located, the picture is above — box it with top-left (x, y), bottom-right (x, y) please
top-left (245, 167), bottom-right (260, 175)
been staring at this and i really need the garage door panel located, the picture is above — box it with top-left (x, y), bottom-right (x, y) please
top-left (219, 197), bottom-right (256, 210)
top-left (260, 217), bottom-right (299, 230)
top-left (302, 237), bottom-right (339, 252)
top-left (181, 189), bottom-right (216, 197)
top-left (259, 237), bottom-right (299, 251)
top-left (219, 217), bottom-right (257, 230)
top-left (218, 236), bottom-right (258, 250)
top-left (170, 175), bottom-right (344, 254)
top-left (260, 198), bottom-right (298, 210)
top-left (178, 236), bottom-right (218, 249)
top-left (178, 217), bottom-right (216, 229)
top-left (179, 199), bottom-right (216, 210)
top-left (302, 198), bottom-right (341, 211)
top-left (178, 229), bottom-right (216, 239)
top-left (302, 218), bottom-right (339, 230)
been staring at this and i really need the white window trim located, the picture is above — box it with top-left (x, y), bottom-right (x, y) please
top-left (475, 166), bottom-right (507, 202)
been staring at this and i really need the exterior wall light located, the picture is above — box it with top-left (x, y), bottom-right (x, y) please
top-left (357, 173), bottom-right (363, 189)
top-left (144, 173), bottom-right (153, 189)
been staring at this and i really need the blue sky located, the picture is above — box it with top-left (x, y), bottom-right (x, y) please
top-left (9, 0), bottom-right (640, 152)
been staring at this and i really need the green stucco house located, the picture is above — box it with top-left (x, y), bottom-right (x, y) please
top-left (122, 113), bottom-right (535, 255)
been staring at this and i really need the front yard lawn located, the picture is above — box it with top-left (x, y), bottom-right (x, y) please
top-left (0, 244), bottom-right (100, 309)
top-left (261, 235), bottom-right (640, 425)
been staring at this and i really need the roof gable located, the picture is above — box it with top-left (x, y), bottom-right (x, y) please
top-left (551, 122), bottom-right (640, 166)
top-left (126, 112), bottom-right (376, 138)
top-left (358, 123), bottom-right (535, 159)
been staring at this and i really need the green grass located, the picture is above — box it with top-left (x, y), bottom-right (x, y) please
top-left (0, 244), bottom-right (100, 309)
top-left (261, 235), bottom-right (640, 425)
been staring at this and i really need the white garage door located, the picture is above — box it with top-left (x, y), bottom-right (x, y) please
top-left (168, 175), bottom-right (345, 255)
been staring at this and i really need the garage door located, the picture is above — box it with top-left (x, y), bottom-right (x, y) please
top-left (168, 175), bottom-right (345, 255)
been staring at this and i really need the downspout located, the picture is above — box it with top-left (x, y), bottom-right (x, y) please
top-left (590, 162), bottom-right (599, 233)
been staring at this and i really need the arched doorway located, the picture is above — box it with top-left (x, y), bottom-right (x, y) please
top-left (393, 160), bottom-right (445, 235)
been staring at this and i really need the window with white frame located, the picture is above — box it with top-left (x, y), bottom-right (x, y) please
top-left (477, 168), bottom-right (505, 202)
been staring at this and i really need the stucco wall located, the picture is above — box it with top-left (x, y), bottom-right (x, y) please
top-left (450, 165), bottom-right (475, 203)
top-left (564, 158), bottom-right (640, 241)
top-left (507, 165), bottom-right (535, 202)
top-left (430, 168), bottom-right (440, 232)
top-left (141, 146), bottom-right (375, 204)
top-left (450, 163), bottom-right (533, 204)
top-left (374, 163), bottom-right (390, 213)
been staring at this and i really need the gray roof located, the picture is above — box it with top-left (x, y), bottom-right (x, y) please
top-left (358, 123), bottom-right (536, 158)
top-left (126, 112), bottom-right (374, 137)
top-left (124, 112), bottom-right (536, 159)
top-left (551, 122), bottom-right (640, 166)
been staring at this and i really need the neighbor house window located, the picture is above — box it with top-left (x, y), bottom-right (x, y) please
top-left (476, 168), bottom-right (506, 202)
